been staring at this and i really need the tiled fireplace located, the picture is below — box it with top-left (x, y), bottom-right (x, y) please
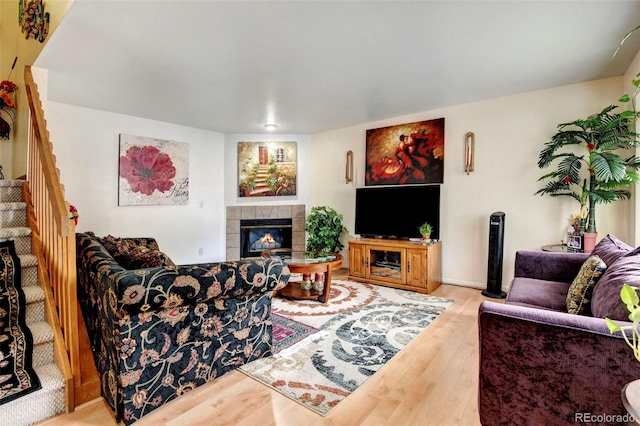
top-left (226, 205), bottom-right (305, 260)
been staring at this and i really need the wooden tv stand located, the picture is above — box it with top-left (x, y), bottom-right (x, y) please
top-left (348, 238), bottom-right (442, 294)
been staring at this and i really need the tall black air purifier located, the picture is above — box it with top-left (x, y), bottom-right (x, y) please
top-left (483, 212), bottom-right (506, 299)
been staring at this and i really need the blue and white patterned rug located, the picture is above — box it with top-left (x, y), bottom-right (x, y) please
top-left (240, 279), bottom-right (454, 416)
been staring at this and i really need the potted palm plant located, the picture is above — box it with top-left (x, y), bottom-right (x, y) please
top-left (305, 206), bottom-right (347, 253)
top-left (535, 102), bottom-right (640, 251)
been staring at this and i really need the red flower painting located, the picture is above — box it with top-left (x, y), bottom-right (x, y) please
top-left (119, 145), bottom-right (176, 196)
top-left (365, 118), bottom-right (445, 186)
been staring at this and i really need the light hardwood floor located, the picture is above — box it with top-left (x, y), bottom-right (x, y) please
top-left (38, 270), bottom-right (495, 426)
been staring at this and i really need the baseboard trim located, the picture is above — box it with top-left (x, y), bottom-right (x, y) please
top-left (443, 279), bottom-right (506, 292)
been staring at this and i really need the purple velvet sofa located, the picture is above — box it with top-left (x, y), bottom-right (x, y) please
top-left (479, 235), bottom-right (640, 425)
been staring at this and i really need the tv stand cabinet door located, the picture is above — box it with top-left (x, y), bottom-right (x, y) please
top-left (348, 242), bottom-right (366, 278)
top-left (409, 243), bottom-right (442, 293)
top-left (406, 248), bottom-right (427, 289)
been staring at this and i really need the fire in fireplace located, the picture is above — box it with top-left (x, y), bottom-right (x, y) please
top-left (240, 218), bottom-right (292, 259)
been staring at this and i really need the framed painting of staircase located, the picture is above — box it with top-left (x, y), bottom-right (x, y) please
top-left (238, 141), bottom-right (297, 197)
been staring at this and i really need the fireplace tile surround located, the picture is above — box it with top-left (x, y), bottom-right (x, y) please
top-left (226, 204), bottom-right (305, 260)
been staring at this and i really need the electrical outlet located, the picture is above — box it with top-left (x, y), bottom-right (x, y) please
top-left (198, 248), bottom-right (204, 255)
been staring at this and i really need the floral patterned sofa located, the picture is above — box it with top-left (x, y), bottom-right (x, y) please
top-left (76, 232), bottom-right (290, 424)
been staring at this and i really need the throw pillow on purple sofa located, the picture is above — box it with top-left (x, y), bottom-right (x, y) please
top-left (590, 234), bottom-right (634, 267)
top-left (566, 255), bottom-right (607, 315)
top-left (591, 252), bottom-right (640, 321)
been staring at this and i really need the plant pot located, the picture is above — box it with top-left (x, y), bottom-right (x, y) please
top-left (583, 232), bottom-right (598, 253)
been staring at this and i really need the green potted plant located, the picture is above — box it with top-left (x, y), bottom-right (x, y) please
top-left (305, 206), bottom-right (347, 253)
top-left (535, 103), bottom-right (640, 251)
top-left (419, 222), bottom-right (432, 244)
top-left (606, 284), bottom-right (640, 361)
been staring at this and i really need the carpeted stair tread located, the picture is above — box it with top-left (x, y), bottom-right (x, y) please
top-left (1, 362), bottom-right (66, 425)
top-left (18, 254), bottom-right (38, 287)
top-left (0, 227), bottom-right (32, 255)
top-left (0, 226), bottom-right (31, 255)
top-left (35, 362), bottom-right (65, 394)
top-left (17, 253), bottom-right (37, 268)
top-left (0, 226), bottom-right (31, 239)
top-left (0, 202), bottom-right (26, 229)
top-left (0, 202), bottom-right (26, 211)
top-left (0, 181), bottom-right (23, 203)
top-left (22, 285), bottom-right (45, 305)
top-left (0, 180), bottom-right (23, 187)
top-left (23, 286), bottom-right (46, 324)
top-left (29, 320), bottom-right (54, 346)
top-left (31, 321), bottom-right (55, 368)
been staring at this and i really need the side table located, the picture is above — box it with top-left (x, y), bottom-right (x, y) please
top-left (541, 244), bottom-right (569, 253)
top-left (622, 379), bottom-right (640, 425)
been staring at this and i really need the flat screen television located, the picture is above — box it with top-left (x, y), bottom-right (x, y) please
top-left (355, 185), bottom-right (440, 240)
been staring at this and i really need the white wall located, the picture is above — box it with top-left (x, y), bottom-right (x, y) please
top-left (311, 77), bottom-right (629, 289)
top-left (624, 48), bottom-right (640, 247)
top-left (223, 133), bottom-right (311, 209)
top-left (44, 102), bottom-right (227, 265)
top-left (37, 69), bottom-right (633, 288)
top-left (42, 105), bottom-right (312, 264)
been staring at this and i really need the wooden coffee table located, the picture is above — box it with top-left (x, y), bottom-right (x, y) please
top-left (261, 249), bottom-right (343, 303)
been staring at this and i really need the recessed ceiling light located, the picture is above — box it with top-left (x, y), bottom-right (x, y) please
top-left (264, 124), bottom-right (278, 131)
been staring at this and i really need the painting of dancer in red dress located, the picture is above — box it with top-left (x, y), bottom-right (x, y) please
top-left (365, 118), bottom-right (444, 186)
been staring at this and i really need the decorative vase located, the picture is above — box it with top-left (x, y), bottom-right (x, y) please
top-left (300, 280), bottom-right (312, 291)
top-left (583, 232), bottom-right (598, 253)
top-left (313, 272), bottom-right (325, 293)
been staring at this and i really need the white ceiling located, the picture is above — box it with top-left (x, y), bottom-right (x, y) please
top-left (34, 0), bottom-right (640, 135)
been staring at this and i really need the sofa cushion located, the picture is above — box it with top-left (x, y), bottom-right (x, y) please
top-left (506, 277), bottom-right (571, 312)
top-left (591, 253), bottom-right (640, 321)
top-left (565, 255), bottom-right (607, 315)
top-left (122, 245), bottom-right (174, 269)
top-left (99, 234), bottom-right (174, 269)
top-left (591, 234), bottom-right (633, 267)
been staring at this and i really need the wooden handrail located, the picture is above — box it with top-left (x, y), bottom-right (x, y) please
top-left (23, 65), bottom-right (80, 411)
top-left (23, 66), bottom-right (69, 237)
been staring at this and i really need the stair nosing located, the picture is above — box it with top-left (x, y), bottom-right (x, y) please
top-left (0, 202), bottom-right (26, 210)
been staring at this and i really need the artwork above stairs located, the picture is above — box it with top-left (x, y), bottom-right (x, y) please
top-left (0, 180), bottom-right (65, 425)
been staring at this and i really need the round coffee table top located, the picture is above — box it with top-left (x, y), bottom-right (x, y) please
top-left (261, 249), bottom-right (342, 267)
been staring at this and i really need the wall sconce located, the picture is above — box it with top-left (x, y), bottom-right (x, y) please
top-left (464, 132), bottom-right (475, 175)
top-left (345, 150), bottom-right (353, 183)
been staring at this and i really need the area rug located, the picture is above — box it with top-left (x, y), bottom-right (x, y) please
top-left (0, 239), bottom-right (40, 404)
top-left (272, 313), bottom-right (322, 356)
top-left (241, 279), bottom-right (454, 415)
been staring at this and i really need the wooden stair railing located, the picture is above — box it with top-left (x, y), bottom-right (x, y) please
top-left (23, 65), bottom-right (99, 410)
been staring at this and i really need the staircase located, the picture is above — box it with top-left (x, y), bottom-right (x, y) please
top-left (0, 180), bottom-right (65, 424)
top-left (249, 164), bottom-right (272, 196)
